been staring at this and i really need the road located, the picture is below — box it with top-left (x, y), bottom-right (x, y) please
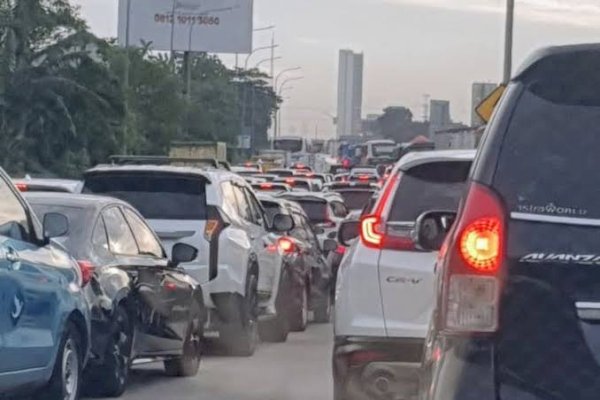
top-left (106, 323), bottom-right (334, 400)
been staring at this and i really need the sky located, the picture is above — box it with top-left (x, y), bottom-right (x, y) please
top-left (74, 0), bottom-right (600, 138)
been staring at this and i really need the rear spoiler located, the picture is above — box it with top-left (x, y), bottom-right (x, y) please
top-left (108, 155), bottom-right (230, 170)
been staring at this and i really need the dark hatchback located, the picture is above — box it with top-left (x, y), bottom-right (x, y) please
top-left (25, 192), bottom-right (205, 397)
top-left (419, 44), bottom-right (600, 400)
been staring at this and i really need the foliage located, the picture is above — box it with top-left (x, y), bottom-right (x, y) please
top-left (375, 106), bottom-right (429, 143)
top-left (0, 0), bottom-right (279, 178)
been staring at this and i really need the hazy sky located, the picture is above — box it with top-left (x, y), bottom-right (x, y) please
top-left (74, 0), bottom-right (600, 137)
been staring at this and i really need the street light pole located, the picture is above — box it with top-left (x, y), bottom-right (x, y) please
top-left (245, 44), bottom-right (279, 69)
top-left (254, 56), bottom-right (282, 70)
top-left (276, 76), bottom-right (304, 138)
top-left (503, 0), bottom-right (515, 84)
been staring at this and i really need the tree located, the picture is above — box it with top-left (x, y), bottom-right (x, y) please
top-left (376, 106), bottom-right (429, 143)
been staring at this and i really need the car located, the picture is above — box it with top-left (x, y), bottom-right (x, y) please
top-left (323, 182), bottom-right (379, 212)
top-left (277, 191), bottom-right (348, 246)
top-left (24, 192), bottom-right (205, 397)
top-left (13, 177), bottom-right (82, 193)
top-left (259, 194), bottom-right (337, 326)
top-left (364, 139), bottom-right (397, 165)
top-left (232, 166), bottom-right (263, 177)
top-left (251, 173), bottom-right (279, 182)
top-left (81, 165), bottom-right (293, 356)
top-left (334, 173), bottom-right (350, 182)
top-left (251, 182), bottom-right (292, 193)
top-left (273, 177), bottom-right (320, 192)
top-left (267, 168), bottom-right (296, 178)
top-left (243, 176), bottom-right (267, 185)
top-left (332, 149), bottom-right (475, 400)
top-left (348, 166), bottom-right (380, 184)
top-left (420, 44), bottom-right (600, 400)
top-left (0, 168), bottom-right (91, 400)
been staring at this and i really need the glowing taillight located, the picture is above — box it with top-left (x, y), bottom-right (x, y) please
top-left (285, 178), bottom-right (295, 185)
top-left (360, 215), bottom-right (384, 248)
top-left (278, 237), bottom-right (295, 253)
top-left (335, 245), bottom-right (346, 255)
top-left (358, 175), bottom-right (370, 181)
top-left (459, 217), bottom-right (501, 272)
top-left (76, 260), bottom-right (95, 287)
top-left (260, 183), bottom-right (273, 189)
top-left (15, 182), bottom-right (28, 192)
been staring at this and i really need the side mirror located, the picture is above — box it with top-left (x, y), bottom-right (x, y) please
top-left (338, 220), bottom-right (359, 247)
top-left (322, 239), bottom-right (338, 253)
top-left (43, 213), bottom-right (69, 238)
top-left (171, 243), bottom-right (198, 266)
top-left (272, 213), bottom-right (294, 232)
top-left (415, 211), bottom-right (457, 251)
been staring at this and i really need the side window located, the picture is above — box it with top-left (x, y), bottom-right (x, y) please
top-left (92, 217), bottom-right (111, 258)
top-left (122, 208), bottom-right (163, 258)
top-left (331, 201), bottom-right (348, 218)
top-left (232, 185), bottom-right (252, 222)
top-left (102, 207), bottom-right (139, 256)
top-left (221, 181), bottom-right (239, 217)
top-left (0, 179), bottom-right (30, 241)
top-left (244, 188), bottom-right (264, 226)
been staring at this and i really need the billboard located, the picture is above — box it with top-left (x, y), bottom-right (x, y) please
top-left (118, 0), bottom-right (253, 53)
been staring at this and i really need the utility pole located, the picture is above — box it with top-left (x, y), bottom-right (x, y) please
top-left (503, 0), bottom-right (515, 84)
top-left (123, 0), bottom-right (132, 153)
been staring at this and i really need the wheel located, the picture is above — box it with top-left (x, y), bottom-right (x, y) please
top-left (259, 269), bottom-right (291, 343)
top-left (289, 282), bottom-right (309, 332)
top-left (219, 273), bottom-right (259, 356)
top-left (84, 305), bottom-right (132, 397)
top-left (37, 322), bottom-right (82, 400)
top-left (164, 318), bottom-right (203, 377)
top-left (313, 291), bottom-right (332, 323)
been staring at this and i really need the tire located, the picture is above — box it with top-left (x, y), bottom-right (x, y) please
top-left (84, 305), bottom-right (132, 397)
top-left (259, 269), bottom-right (291, 343)
top-left (38, 321), bottom-right (83, 400)
top-left (219, 273), bottom-right (259, 356)
top-left (289, 282), bottom-right (309, 332)
top-left (313, 291), bottom-right (332, 323)
top-left (164, 318), bottom-right (203, 377)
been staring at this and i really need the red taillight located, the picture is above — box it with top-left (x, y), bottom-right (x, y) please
top-left (285, 178), bottom-right (295, 185)
top-left (260, 183), bottom-right (273, 189)
top-left (15, 182), bottom-right (28, 192)
top-left (278, 237), bottom-right (296, 253)
top-left (360, 215), bottom-right (383, 248)
top-left (335, 245), bottom-right (346, 255)
top-left (358, 174), bottom-right (370, 181)
top-left (441, 183), bottom-right (505, 333)
top-left (76, 260), bottom-right (95, 287)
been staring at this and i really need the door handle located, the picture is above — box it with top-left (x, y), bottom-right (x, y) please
top-left (4, 248), bottom-right (19, 264)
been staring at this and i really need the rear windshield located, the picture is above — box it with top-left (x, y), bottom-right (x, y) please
top-left (336, 190), bottom-right (374, 211)
top-left (387, 161), bottom-right (471, 221)
top-left (83, 174), bottom-right (207, 220)
top-left (289, 200), bottom-right (327, 222)
top-left (494, 83), bottom-right (600, 218)
top-left (260, 201), bottom-right (283, 224)
top-left (372, 144), bottom-right (396, 157)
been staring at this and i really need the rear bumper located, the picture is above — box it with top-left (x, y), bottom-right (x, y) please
top-left (182, 263), bottom-right (245, 309)
top-left (333, 336), bottom-right (423, 400)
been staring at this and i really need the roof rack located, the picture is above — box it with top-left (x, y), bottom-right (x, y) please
top-left (108, 155), bottom-right (230, 171)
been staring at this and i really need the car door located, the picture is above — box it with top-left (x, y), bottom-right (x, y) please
top-left (0, 176), bottom-right (66, 373)
top-left (122, 206), bottom-right (193, 347)
top-left (301, 215), bottom-right (331, 280)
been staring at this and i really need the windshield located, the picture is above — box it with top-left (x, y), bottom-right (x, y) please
top-left (336, 190), bottom-right (375, 211)
top-left (372, 144), bottom-right (396, 157)
top-left (273, 139), bottom-right (303, 153)
top-left (83, 174), bottom-right (207, 220)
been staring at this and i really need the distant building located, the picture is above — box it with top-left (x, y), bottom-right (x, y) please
top-left (471, 82), bottom-right (497, 126)
top-left (428, 99), bottom-right (451, 138)
top-left (337, 50), bottom-right (364, 138)
top-left (434, 126), bottom-right (480, 149)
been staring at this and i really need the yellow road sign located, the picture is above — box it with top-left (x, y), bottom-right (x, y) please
top-left (476, 85), bottom-right (506, 124)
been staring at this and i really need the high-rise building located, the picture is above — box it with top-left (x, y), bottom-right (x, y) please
top-left (428, 99), bottom-right (451, 138)
top-left (337, 50), bottom-right (364, 138)
top-left (471, 82), bottom-right (497, 126)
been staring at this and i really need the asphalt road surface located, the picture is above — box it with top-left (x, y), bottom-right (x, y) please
top-left (102, 323), bottom-right (334, 400)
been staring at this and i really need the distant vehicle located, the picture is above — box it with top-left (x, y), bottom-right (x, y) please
top-left (364, 139), bottom-right (397, 164)
top-left (273, 177), bottom-right (320, 192)
top-left (333, 150), bottom-right (475, 400)
top-left (333, 173), bottom-right (350, 182)
top-left (25, 192), bottom-right (205, 397)
top-left (290, 162), bottom-right (312, 172)
top-left (251, 182), bottom-right (292, 193)
top-left (13, 177), bottom-right (82, 193)
top-left (268, 168), bottom-right (296, 178)
top-left (325, 182), bottom-right (378, 212)
top-left (82, 165), bottom-right (293, 356)
top-left (273, 136), bottom-right (308, 154)
top-left (396, 139), bottom-right (435, 160)
top-left (421, 44), bottom-right (600, 400)
top-left (0, 168), bottom-right (91, 400)
top-left (260, 195), bottom-right (337, 325)
top-left (243, 176), bottom-right (267, 185)
top-left (232, 166), bottom-right (263, 176)
top-left (348, 167), bottom-right (380, 184)
top-left (251, 174), bottom-right (279, 182)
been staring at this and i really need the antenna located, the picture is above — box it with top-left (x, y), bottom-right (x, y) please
top-left (422, 94), bottom-right (431, 122)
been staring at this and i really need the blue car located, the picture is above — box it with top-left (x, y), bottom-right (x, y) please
top-left (0, 168), bottom-right (90, 400)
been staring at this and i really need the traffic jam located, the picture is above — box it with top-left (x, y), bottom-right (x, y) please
top-left (2, 45), bottom-right (599, 400)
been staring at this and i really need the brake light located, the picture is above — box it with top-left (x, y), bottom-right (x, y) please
top-left (76, 260), bottom-right (95, 287)
top-left (268, 237), bottom-right (297, 254)
top-left (360, 215), bottom-right (383, 248)
top-left (204, 219), bottom-right (221, 241)
top-left (335, 245), bottom-right (346, 255)
top-left (285, 178), bottom-right (295, 185)
top-left (15, 182), bottom-right (28, 192)
top-left (358, 174), bottom-right (370, 181)
top-left (260, 183), bottom-right (273, 189)
top-left (441, 183), bottom-right (505, 333)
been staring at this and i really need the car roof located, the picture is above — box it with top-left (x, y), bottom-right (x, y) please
top-left (395, 149), bottom-right (476, 172)
top-left (366, 139), bottom-right (395, 145)
top-left (13, 178), bottom-right (81, 192)
top-left (85, 164), bottom-right (225, 183)
top-left (276, 191), bottom-right (343, 202)
top-left (23, 192), bottom-right (126, 210)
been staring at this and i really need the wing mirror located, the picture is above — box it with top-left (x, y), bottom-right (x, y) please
top-left (171, 243), bottom-right (198, 266)
top-left (414, 211), bottom-right (457, 251)
top-left (322, 239), bottom-right (338, 253)
top-left (272, 213), bottom-right (294, 232)
top-left (338, 220), bottom-right (359, 247)
top-left (43, 212), bottom-right (69, 238)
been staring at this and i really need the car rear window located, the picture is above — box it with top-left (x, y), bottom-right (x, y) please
top-left (83, 174), bottom-right (207, 220)
top-left (260, 201), bottom-right (283, 224)
top-left (292, 200), bottom-right (327, 223)
top-left (494, 77), bottom-right (600, 218)
top-left (387, 161), bottom-right (471, 222)
top-left (336, 190), bottom-right (374, 211)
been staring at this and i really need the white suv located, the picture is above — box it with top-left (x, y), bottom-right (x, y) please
top-left (83, 165), bottom-right (292, 356)
top-left (333, 150), bottom-right (475, 400)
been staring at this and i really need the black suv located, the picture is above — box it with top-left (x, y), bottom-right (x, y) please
top-left (419, 44), bottom-right (600, 400)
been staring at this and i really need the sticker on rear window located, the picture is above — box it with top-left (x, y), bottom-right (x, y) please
top-left (516, 202), bottom-right (588, 217)
top-left (521, 253), bottom-right (600, 265)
